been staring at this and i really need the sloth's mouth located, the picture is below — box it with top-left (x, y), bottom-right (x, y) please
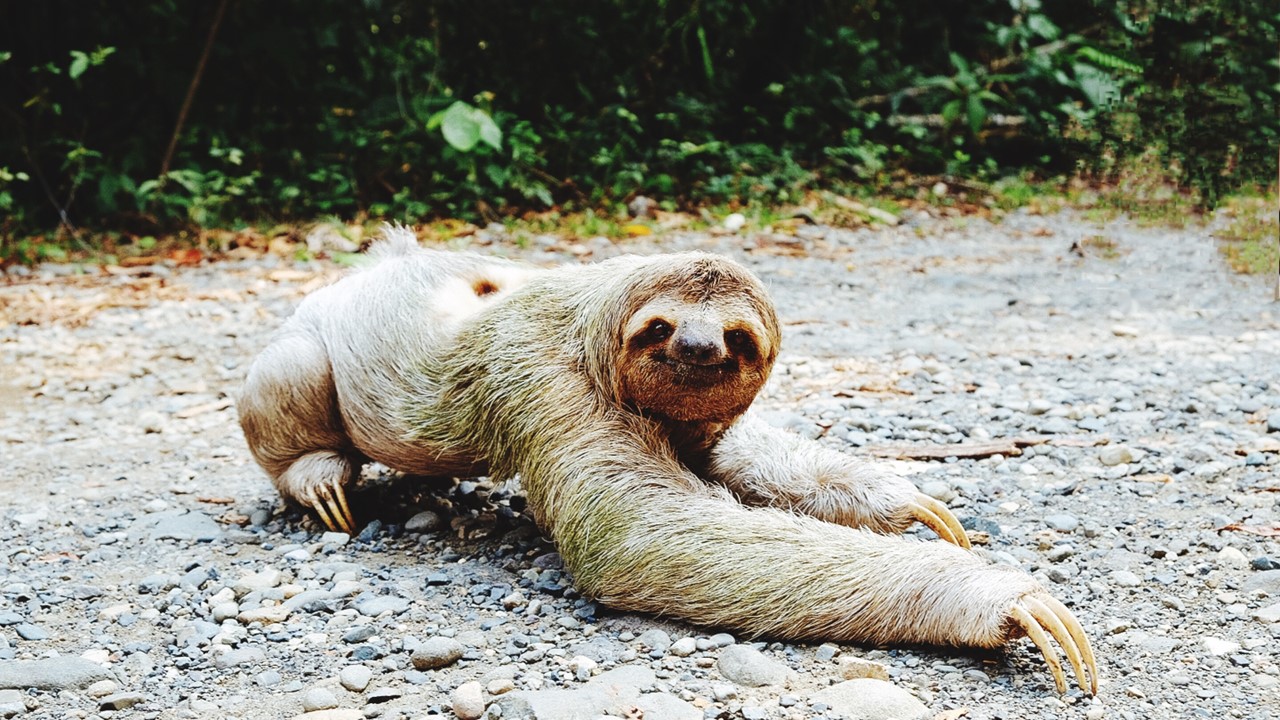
top-left (657, 355), bottom-right (739, 385)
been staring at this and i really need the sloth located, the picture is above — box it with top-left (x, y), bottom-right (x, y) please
top-left (238, 227), bottom-right (1097, 695)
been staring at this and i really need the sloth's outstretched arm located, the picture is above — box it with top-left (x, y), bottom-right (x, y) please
top-left (704, 412), bottom-right (970, 548)
top-left (524, 438), bottom-right (1094, 695)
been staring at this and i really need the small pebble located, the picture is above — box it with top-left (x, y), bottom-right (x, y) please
top-left (411, 637), bottom-right (464, 670)
top-left (302, 687), bottom-right (339, 712)
top-left (98, 693), bottom-right (145, 711)
top-left (1044, 514), bottom-right (1080, 533)
top-left (339, 665), bottom-right (373, 692)
top-left (1098, 446), bottom-right (1135, 466)
top-left (1217, 547), bottom-right (1248, 569)
top-left (450, 681), bottom-right (485, 720)
top-left (670, 637), bottom-right (697, 657)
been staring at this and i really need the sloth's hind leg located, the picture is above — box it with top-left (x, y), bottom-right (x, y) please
top-left (238, 332), bottom-right (359, 533)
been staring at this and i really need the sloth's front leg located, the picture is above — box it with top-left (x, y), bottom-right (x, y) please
top-left (705, 412), bottom-right (970, 548)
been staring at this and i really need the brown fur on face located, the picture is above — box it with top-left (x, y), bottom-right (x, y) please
top-left (616, 261), bottom-right (779, 423)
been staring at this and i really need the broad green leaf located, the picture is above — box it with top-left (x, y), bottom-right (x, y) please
top-left (966, 94), bottom-right (987, 134)
top-left (477, 111), bottom-right (502, 151)
top-left (440, 101), bottom-right (481, 152)
top-left (1073, 63), bottom-right (1121, 108)
top-left (941, 99), bottom-right (962, 125)
top-left (439, 101), bottom-right (502, 152)
top-left (69, 51), bottom-right (89, 79)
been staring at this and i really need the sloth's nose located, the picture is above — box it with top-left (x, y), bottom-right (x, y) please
top-left (672, 331), bottom-right (725, 365)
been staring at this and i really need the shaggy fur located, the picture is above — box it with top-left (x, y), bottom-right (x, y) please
top-left (239, 229), bottom-right (1093, 674)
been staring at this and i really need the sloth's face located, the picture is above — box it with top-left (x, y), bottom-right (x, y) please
top-left (619, 293), bottom-right (777, 423)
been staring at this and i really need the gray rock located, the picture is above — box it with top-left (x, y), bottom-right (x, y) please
top-left (810, 679), bottom-right (929, 720)
top-left (670, 637), bottom-right (697, 657)
top-left (137, 574), bottom-right (177, 594)
top-left (716, 645), bottom-right (787, 687)
top-left (1218, 547), bottom-right (1249, 568)
top-left (319, 531), bottom-right (350, 546)
top-left (634, 692), bottom-right (700, 720)
top-left (493, 666), bottom-right (655, 720)
top-left (302, 687), bottom-right (339, 712)
top-left (1267, 412), bottom-right (1280, 433)
top-left (0, 689), bottom-right (24, 718)
top-left (1044, 514), bottom-right (1080, 533)
top-left (1243, 570), bottom-right (1280, 596)
top-left (1111, 570), bottom-right (1142, 588)
top-left (405, 511), bottom-right (443, 533)
top-left (411, 637), bottom-right (464, 670)
top-left (591, 665), bottom-right (655, 692)
top-left (1027, 398), bottom-right (1053, 415)
top-left (1098, 446), bottom-right (1136, 466)
top-left (13, 624), bottom-right (48, 641)
top-left (86, 679), bottom-right (119, 698)
top-left (636, 629), bottom-right (672, 655)
top-left (0, 657), bottom-right (113, 690)
top-left (338, 665), bottom-right (373, 692)
top-left (141, 510), bottom-right (223, 541)
top-left (1253, 602), bottom-right (1280, 624)
top-left (232, 568), bottom-right (284, 595)
top-left (918, 480), bottom-right (955, 502)
top-left (98, 693), bottom-right (145, 711)
top-left (213, 647), bottom-right (266, 669)
top-left (352, 594), bottom-right (410, 617)
top-left (1128, 630), bottom-right (1179, 654)
top-left (342, 625), bottom-right (377, 644)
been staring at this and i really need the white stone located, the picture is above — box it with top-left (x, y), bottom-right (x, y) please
top-left (339, 665), bottom-right (373, 692)
top-left (451, 681), bottom-right (485, 720)
top-left (1203, 637), bottom-right (1241, 656)
top-left (1217, 547), bottom-right (1248, 568)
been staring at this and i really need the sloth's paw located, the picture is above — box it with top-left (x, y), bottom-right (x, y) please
top-left (1009, 592), bottom-right (1098, 695)
top-left (276, 451), bottom-right (358, 535)
top-left (905, 492), bottom-right (971, 549)
top-left (299, 478), bottom-right (356, 536)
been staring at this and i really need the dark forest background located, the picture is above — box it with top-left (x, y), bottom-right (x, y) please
top-left (1, 0), bottom-right (1275, 239)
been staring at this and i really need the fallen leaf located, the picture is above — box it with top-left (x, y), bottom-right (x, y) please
top-left (197, 496), bottom-right (237, 505)
top-left (1218, 523), bottom-right (1280, 538)
top-left (623, 223), bottom-right (652, 236)
top-left (169, 248), bottom-right (204, 266)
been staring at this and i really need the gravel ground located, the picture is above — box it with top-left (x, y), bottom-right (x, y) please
top-left (1, 207), bottom-right (1277, 720)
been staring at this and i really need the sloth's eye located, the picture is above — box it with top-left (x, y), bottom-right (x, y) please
top-left (647, 320), bottom-right (673, 340)
top-left (725, 329), bottom-right (756, 356)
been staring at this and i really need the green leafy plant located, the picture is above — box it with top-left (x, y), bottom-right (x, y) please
top-left (0, 0), bottom-right (1272, 245)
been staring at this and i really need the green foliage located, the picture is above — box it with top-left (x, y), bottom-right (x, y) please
top-left (1214, 192), bottom-right (1280, 274)
top-left (0, 0), bottom-right (1273, 245)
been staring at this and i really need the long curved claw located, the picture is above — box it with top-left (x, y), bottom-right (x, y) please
top-left (907, 494), bottom-right (971, 549)
top-left (1011, 596), bottom-right (1098, 695)
top-left (1039, 595), bottom-right (1098, 695)
top-left (303, 484), bottom-right (356, 535)
top-left (1010, 603), bottom-right (1067, 694)
top-left (316, 482), bottom-right (356, 535)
